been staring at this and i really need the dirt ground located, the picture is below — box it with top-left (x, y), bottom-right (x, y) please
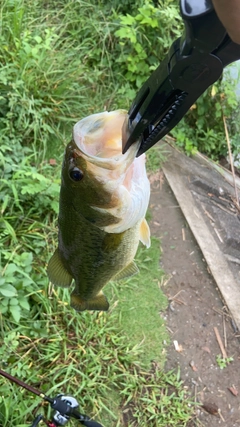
top-left (149, 174), bottom-right (240, 426)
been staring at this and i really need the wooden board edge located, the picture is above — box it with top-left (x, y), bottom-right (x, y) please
top-left (163, 165), bottom-right (240, 331)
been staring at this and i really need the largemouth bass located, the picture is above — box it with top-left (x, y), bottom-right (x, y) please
top-left (47, 110), bottom-right (150, 312)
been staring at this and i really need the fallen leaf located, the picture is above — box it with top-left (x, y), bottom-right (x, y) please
top-left (173, 340), bottom-right (183, 352)
top-left (189, 360), bottom-right (198, 371)
top-left (228, 386), bottom-right (238, 396)
top-left (202, 401), bottom-right (219, 416)
top-left (202, 346), bottom-right (211, 354)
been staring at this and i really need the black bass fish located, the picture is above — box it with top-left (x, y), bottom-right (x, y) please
top-left (47, 110), bottom-right (150, 311)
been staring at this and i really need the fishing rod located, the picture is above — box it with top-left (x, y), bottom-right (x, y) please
top-left (0, 369), bottom-right (103, 427)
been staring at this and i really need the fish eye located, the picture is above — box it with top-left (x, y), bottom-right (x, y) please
top-left (69, 167), bottom-right (84, 182)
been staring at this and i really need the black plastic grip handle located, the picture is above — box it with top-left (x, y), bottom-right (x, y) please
top-left (180, 0), bottom-right (226, 56)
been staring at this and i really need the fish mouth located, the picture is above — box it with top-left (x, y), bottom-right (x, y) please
top-left (69, 110), bottom-right (150, 233)
top-left (73, 110), bottom-right (140, 169)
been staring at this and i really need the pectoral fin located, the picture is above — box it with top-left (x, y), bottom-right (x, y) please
top-left (70, 291), bottom-right (109, 312)
top-left (113, 261), bottom-right (139, 281)
top-left (47, 248), bottom-right (73, 288)
top-left (139, 218), bottom-right (151, 248)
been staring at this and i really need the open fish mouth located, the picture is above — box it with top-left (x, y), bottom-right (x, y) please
top-left (72, 110), bottom-right (140, 168)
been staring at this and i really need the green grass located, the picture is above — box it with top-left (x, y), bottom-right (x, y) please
top-left (0, 237), bottom-right (195, 427)
top-left (0, 0), bottom-right (196, 426)
top-left (107, 238), bottom-right (169, 367)
top-left (0, 280), bottom-right (194, 427)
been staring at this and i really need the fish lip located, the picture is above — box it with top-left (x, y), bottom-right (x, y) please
top-left (72, 139), bottom-right (140, 171)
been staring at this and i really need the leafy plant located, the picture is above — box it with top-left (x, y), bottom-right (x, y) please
top-left (173, 71), bottom-right (240, 159)
top-left (0, 332), bottom-right (20, 365)
top-left (0, 154), bottom-right (60, 217)
top-left (0, 252), bottom-right (37, 322)
top-left (216, 354), bottom-right (234, 369)
top-left (0, 144), bottom-right (59, 323)
top-left (114, 0), bottom-right (183, 91)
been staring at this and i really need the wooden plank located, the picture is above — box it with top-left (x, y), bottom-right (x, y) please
top-left (193, 151), bottom-right (240, 190)
top-left (162, 148), bottom-right (240, 331)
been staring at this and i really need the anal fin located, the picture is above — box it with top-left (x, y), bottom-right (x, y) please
top-left (47, 248), bottom-right (73, 288)
top-left (113, 261), bottom-right (139, 281)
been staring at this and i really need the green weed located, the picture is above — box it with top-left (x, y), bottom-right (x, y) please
top-left (146, 143), bottom-right (169, 172)
top-left (108, 238), bottom-right (169, 367)
top-left (114, 0), bottom-right (183, 92)
top-left (173, 73), bottom-right (240, 159)
top-left (216, 354), bottom-right (234, 369)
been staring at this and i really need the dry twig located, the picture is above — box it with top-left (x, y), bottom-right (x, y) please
top-left (203, 208), bottom-right (215, 222)
top-left (214, 326), bottom-right (227, 359)
top-left (218, 409), bottom-right (225, 422)
top-left (213, 227), bottom-right (223, 243)
top-left (182, 228), bottom-right (186, 241)
top-left (223, 315), bottom-right (227, 349)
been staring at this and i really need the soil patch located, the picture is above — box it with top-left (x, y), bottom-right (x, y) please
top-left (149, 174), bottom-right (240, 426)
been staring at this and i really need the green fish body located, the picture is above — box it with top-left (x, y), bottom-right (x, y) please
top-left (47, 110), bottom-right (150, 311)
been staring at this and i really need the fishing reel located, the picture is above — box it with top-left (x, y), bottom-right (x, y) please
top-left (52, 395), bottom-right (79, 426)
top-left (30, 393), bottom-right (103, 427)
top-left (30, 394), bottom-right (85, 427)
top-left (0, 369), bottom-right (103, 427)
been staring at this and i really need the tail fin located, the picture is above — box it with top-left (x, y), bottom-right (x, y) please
top-left (70, 291), bottom-right (109, 312)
